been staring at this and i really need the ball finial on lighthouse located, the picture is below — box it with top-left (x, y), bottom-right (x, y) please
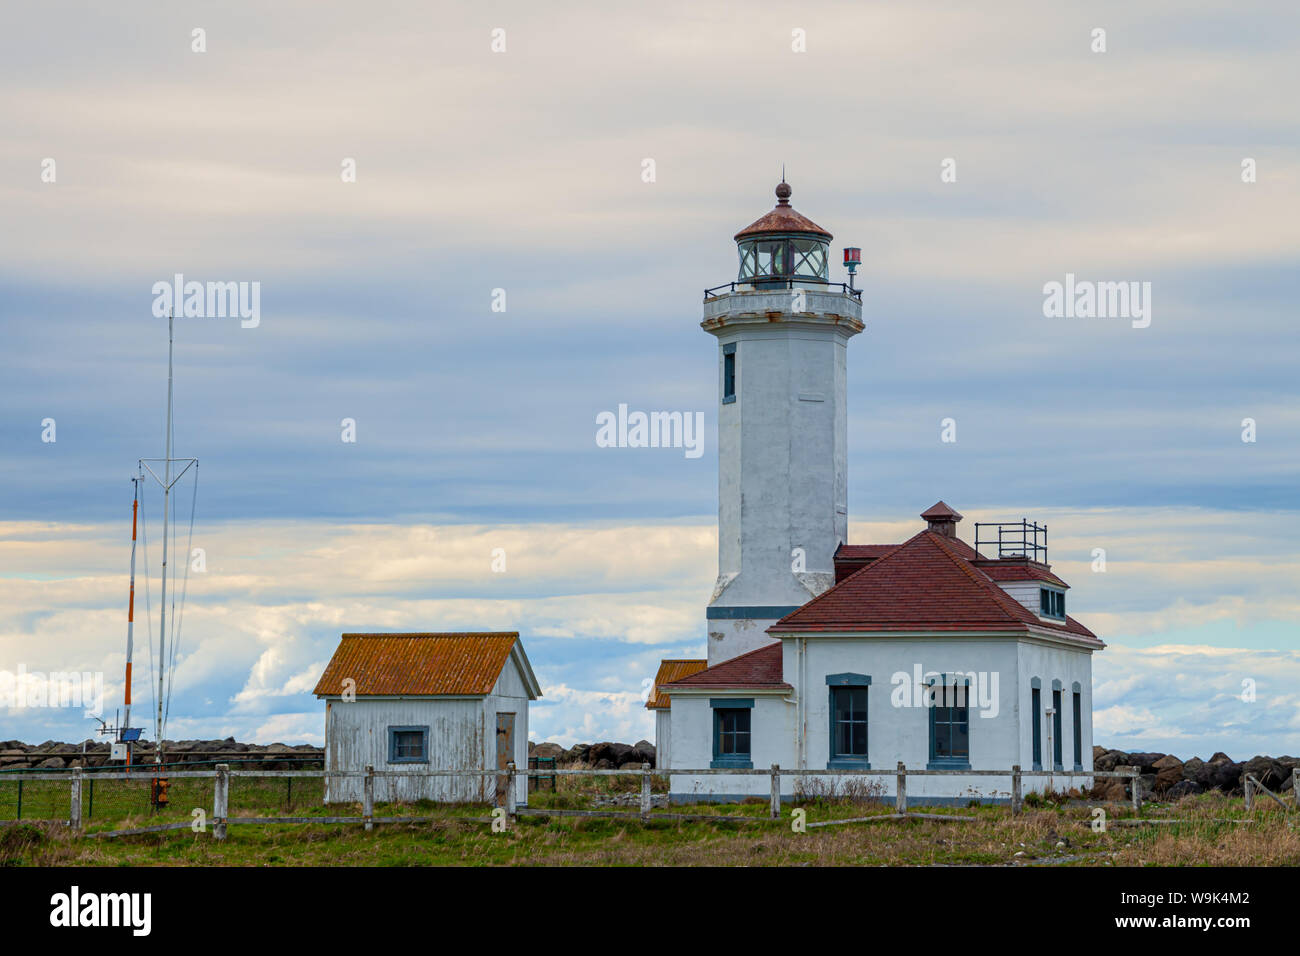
top-left (775, 180), bottom-right (792, 203)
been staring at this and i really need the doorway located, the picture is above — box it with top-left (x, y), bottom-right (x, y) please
top-left (495, 712), bottom-right (516, 807)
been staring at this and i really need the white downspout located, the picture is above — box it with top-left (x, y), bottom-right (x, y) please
top-left (799, 637), bottom-right (807, 772)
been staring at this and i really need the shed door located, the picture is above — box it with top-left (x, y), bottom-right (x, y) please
top-left (495, 713), bottom-right (516, 807)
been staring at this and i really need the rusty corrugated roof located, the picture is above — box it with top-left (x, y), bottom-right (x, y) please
top-left (646, 659), bottom-right (708, 710)
top-left (313, 632), bottom-right (520, 697)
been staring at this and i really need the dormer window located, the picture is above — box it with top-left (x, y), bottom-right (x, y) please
top-left (1039, 587), bottom-right (1065, 620)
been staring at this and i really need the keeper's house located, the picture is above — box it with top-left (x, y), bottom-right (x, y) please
top-left (313, 632), bottom-right (540, 805)
top-left (660, 505), bottom-right (1103, 805)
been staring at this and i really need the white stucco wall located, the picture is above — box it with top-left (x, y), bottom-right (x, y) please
top-left (703, 289), bottom-right (863, 665)
top-left (667, 634), bottom-right (1096, 804)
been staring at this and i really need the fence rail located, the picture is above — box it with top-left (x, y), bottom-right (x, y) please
top-left (7, 761), bottom-right (1276, 838)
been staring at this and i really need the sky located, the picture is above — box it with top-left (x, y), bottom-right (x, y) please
top-left (0, 0), bottom-right (1297, 758)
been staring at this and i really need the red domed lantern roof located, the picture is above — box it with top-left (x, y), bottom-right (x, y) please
top-left (734, 181), bottom-right (833, 242)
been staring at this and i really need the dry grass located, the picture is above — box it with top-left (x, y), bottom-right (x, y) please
top-left (2, 788), bottom-right (1295, 867)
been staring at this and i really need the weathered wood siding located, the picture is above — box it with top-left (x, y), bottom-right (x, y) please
top-left (324, 697), bottom-right (487, 803)
top-left (321, 649), bottom-right (534, 805)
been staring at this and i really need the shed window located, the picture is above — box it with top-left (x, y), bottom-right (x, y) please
top-left (388, 726), bottom-right (429, 764)
top-left (927, 678), bottom-right (970, 769)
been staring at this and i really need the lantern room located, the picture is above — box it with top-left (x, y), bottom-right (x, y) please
top-left (733, 181), bottom-right (833, 286)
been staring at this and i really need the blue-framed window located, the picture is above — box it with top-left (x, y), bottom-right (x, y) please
top-left (927, 676), bottom-right (970, 769)
top-left (722, 344), bottom-right (737, 404)
top-left (826, 673), bottom-right (870, 769)
top-left (1052, 687), bottom-right (1064, 770)
top-left (388, 725), bottom-right (429, 764)
top-left (711, 698), bottom-right (753, 768)
top-left (1039, 587), bottom-right (1065, 619)
top-left (1031, 683), bottom-right (1042, 770)
top-left (1072, 684), bottom-right (1083, 770)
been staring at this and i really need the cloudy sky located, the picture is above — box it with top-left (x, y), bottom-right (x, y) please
top-left (1, 1), bottom-right (1297, 757)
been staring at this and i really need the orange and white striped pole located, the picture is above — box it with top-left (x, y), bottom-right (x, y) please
top-left (124, 477), bottom-right (140, 765)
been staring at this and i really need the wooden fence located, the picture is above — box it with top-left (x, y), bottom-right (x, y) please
top-left (0, 761), bottom-right (1197, 838)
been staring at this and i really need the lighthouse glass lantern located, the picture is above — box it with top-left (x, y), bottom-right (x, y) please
top-left (734, 182), bottom-right (832, 286)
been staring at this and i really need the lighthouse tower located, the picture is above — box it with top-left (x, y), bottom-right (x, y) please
top-left (702, 182), bottom-right (864, 664)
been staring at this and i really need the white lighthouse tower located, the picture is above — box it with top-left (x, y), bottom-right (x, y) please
top-left (701, 181), bottom-right (864, 664)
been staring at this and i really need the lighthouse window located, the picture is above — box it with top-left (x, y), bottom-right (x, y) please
top-left (791, 239), bottom-right (828, 279)
top-left (738, 243), bottom-right (758, 279)
top-left (754, 240), bottom-right (785, 276)
top-left (723, 344), bottom-right (736, 404)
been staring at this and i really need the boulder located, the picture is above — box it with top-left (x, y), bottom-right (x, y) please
top-left (588, 742), bottom-right (633, 767)
top-left (1181, 757), bottom-right (1204, 780)
top-left (532, 742), bottom-right (565, 760)
top-left (593, 758), bottom-right (614, 770)
top-left (36, 757), bottom-right (64, 769)
top-left (1094, 749), bottom-right (1128, 772)
top-left (1166, 780), bottom-right (1204, 800)
top-left (1137, 773), bottom-right (1157, 798)
top-left (1091, 777), bottom-right (1127, 801)
top-left (1127, 752), bottom-right (1165, 773)
top-left (564, 744), bottom-right (591, 765)
top-left (632, 740), bottom-right (656, 768)
top-left (1195, 755), bottom-right (1242, 794)
top-left (1152, 754), bottom-right (1184, 793)
top-left (1241, 755), bottom-right (1286, 792)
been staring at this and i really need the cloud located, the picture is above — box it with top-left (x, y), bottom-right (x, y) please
top-left (2, 506), bottom-right (1299, 756)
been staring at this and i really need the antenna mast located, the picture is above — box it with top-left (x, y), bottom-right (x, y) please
top-left (138, 311), bottom-right (197, 766)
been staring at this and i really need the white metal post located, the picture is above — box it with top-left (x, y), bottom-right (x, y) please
top-left (1045, 707), bottom-right (1054, 792)
top-left (896, 762), bottom-right (907, 813)
top-left (639, 763), bottom-right (651, 821)
top-left (770, 764), bottom-right (781, 819)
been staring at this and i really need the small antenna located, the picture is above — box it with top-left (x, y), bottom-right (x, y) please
top-left (781, 163), bottom-right (786, 183)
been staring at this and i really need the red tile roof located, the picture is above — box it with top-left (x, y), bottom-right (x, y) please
top-left (661, 642), bottom-right (789, 691)
top-left (836, 544), bottom-right (898, 559)
top-left (921, 501), bottom-right (963, 520)
top-left (976, 561), bottom-right (1068, 588)
top-left (314, 632), bottom-right (530, 697)
top-left (646, 659), bottom-right (708, 709)
top-left (773, 531), bottom-right (1101, 645)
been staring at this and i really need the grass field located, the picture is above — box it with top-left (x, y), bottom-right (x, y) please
top-left (0, 771), bottom-right (1296, 866)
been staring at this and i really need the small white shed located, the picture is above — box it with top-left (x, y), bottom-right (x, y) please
top-left (314, 632), bottom-right (541, 806)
